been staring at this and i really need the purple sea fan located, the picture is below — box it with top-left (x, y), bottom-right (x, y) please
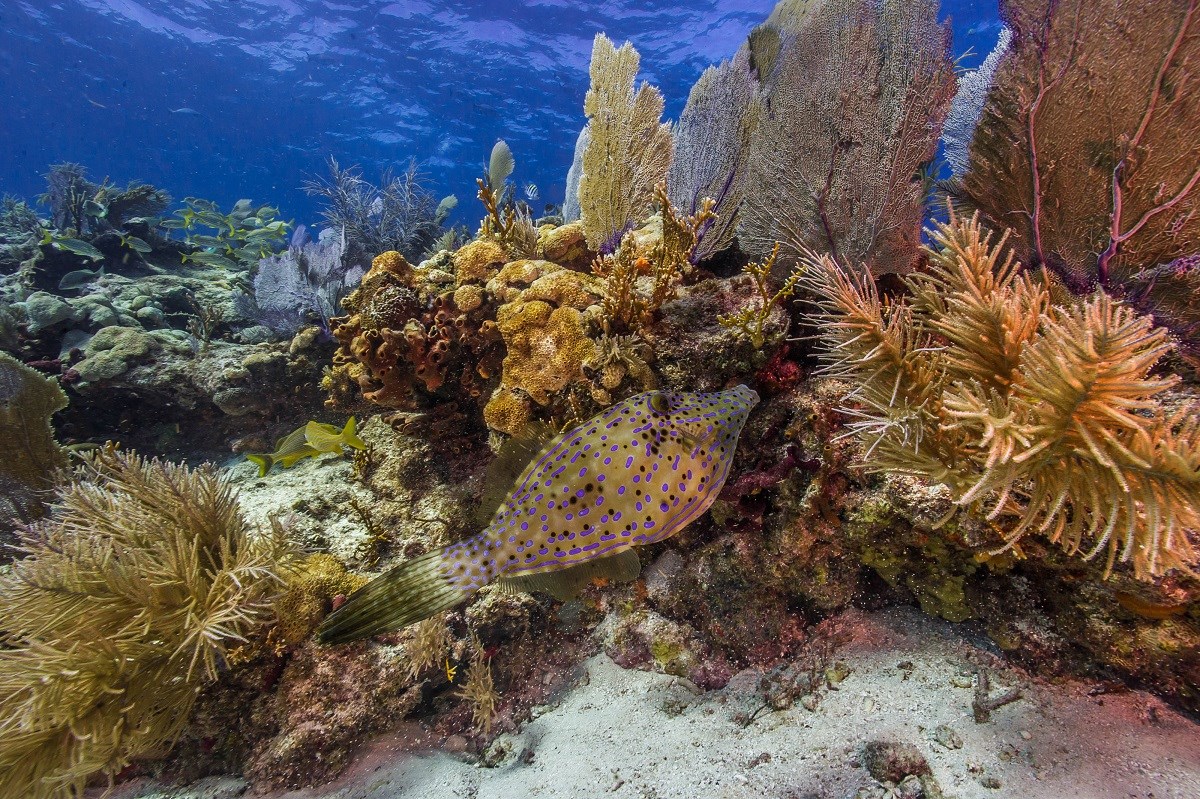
top-left (249, 227), bottom-right (361, 337)
top-left (667, 49), bottom-right (760, 264)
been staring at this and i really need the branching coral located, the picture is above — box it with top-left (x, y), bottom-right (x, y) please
top-left (477, 178), bottom-right (538, 260)
top-left (718, 243), bottom-right (798, 348)
top-left (0, 448), bottom-right (291, 799)
top-left (803, 211), bottom-right (1199, 580)
top-left (577, 33), bottom-right (674, 252)
top-left (738, 0), bottom-right (955, 275)
top-left (593, 184), bottom-right (713, 333)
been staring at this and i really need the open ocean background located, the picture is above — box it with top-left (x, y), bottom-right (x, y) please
top-left (1, 0), bottom-right (1001, 227)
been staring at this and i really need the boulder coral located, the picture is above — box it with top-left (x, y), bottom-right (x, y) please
top-left (483, 260), bottom-right (605, 434)
top-left (325, 250), bottom-right (503, 410)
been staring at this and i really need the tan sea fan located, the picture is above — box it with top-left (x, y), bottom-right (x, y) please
top-left (578, 33), bottom-right (673, 252)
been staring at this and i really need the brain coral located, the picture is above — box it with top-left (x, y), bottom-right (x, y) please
top-left (482, 259), bottom-right (606, 434)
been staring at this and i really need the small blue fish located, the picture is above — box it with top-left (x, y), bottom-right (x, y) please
top-left (318, 386), bottom-right (759, 644)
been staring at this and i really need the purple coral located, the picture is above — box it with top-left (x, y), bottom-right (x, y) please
top-left (249, 227), bottom-right (361, 336)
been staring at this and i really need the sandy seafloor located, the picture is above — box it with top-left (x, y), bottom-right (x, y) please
top-left (111, 606), bottom-right (1199, 799)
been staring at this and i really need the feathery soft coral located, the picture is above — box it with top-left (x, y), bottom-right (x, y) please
top-left (803, 210), bottom-right (1199, 579)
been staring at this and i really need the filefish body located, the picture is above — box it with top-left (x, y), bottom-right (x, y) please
top-left (448, 384), bottom-right (760, 589)
top-left (317, 386), bottom-right (759, 644)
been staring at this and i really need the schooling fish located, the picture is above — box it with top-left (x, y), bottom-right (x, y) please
top-left (317, 385), bottom-right (760, 644)
top-left (247, 417), bottom-right (365, 477)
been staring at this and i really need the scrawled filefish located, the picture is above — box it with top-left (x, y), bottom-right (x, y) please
top-left (317, 385), bottom-right (760, 644)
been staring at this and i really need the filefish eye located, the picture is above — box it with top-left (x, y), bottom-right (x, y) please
top-left (648, 393), bottom-right (670, 414)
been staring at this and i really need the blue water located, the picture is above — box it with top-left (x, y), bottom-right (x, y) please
top-left (1, 0), bottom-right (999, 228)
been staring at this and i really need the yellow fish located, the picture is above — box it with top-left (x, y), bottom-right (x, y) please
top-left (246, 417), bottom-right (365, 477)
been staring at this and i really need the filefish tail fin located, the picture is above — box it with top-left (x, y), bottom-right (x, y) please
top-left (245, 453), bottom-right (272, 477)
top-left (316, 549), bottom-right (468, 645)
top-left (342, 415), bottom-right (366, 450)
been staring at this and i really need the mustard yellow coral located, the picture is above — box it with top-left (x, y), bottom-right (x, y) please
top-left (488, 258), bottom-right (558, 302)
top-left (272, 553), bottom-right (369, 650)
top-left (496, 303), bottom-right (597, 406)
top-left (483, 386), bottom-right (532, 436)
top-left (522, 268), bottom-right (604, 310)
top-left (453, 283), bottom-right (485, 312)
top-left (537, 220), bottom-right (590, 268)
top-left (371, 250), bottom-right (413, 281)
top-left (453, 239), bottom-right (507, 286)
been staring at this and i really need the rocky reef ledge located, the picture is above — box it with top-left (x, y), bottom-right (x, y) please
top-left (108, 607), bottom-right (1198, 799)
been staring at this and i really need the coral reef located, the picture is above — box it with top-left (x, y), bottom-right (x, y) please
top-left (243, 226), bottom-right (360, 336)
top-left (957, 0), bottom-right (1200, 291)
top-left (666, 50), bottom-right (759, 263)
top-left (0, 448), bottom-right (291, 799)
top-left (0, 351), bottom-right (67, 540)
top-left (577, 33), bottom-right (673, 252)
top-left (325, 248), bottom-right (503, 411)
top-left (954, 0), bottom-right (1200, 361)
top-left (303, 158), bottom-right (452, 265)
top-left (4, 2), bottom-right (1199, 793)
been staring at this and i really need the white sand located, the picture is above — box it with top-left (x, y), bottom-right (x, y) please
top-left (115, 607), bottom-right (1200, 799)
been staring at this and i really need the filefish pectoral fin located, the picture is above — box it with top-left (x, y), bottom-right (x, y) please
top-left (476, 419), bottom-right (560, 526)
top-left (495, 548), bottom-right (642, 601)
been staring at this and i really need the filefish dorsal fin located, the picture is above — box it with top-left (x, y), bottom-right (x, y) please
top-left (476, 419), bottom-right (559, 526)
top-left (495, 549), bottom-right (642, 601)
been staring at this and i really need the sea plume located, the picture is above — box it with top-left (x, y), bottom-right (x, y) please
top-left (803, 210), bottom-right (1200, 580)
top-left (577, 33), bottom-right (673, 252)
top-left (0, 448), bottom-right (291, 799)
